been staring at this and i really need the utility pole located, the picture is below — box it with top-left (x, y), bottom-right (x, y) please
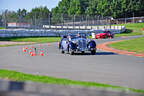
top-left (4, 10), bottom-right (7, 29)
top-left (49, 13), bottom-right (51, 29)
top-left (73, 15), bottom-right (75, 30)
top-left (34, 12), bottom-right (36, 29)
top-left (133, 12), bottom-right (135, 23)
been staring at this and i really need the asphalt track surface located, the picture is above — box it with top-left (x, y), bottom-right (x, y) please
top-left (0, 35), bottom-right (144, 90)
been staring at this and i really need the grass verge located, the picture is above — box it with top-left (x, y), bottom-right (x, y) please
top-left (109, 37), bottom-right (144, 54)
top-left (114, 23), bottom-right (144, 37)
top-left (0, 27), bottom-right (4, 29)
top-left (0, 69), bottom-right (144, 93)
top-left (0, 43), bottom-right (34, 47)
top-left (0, 37), bottom-right (60, 43)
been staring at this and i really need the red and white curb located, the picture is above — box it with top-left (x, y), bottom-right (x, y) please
top-left (97, 40), bottom-right (144, 57)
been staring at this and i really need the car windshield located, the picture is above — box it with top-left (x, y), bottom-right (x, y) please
top-left (99, 31), bottom-right (105, 33)
top-left (104, 31), bottom-right (111, 33)
top-left (79, 33), bottom-right (86, 38)
top-left (69, 34), bottom-right (87, 40)
top-left (70, 35), bottom-right (77, 39)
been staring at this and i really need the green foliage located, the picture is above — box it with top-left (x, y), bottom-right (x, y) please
top-left (1, 0), bottom-right (144, 24)
top-left (0, 69), bottom-right (144, 93)
top-left (115, 23), bottom-right (144, 37)
top-left (52, 0), bottom-right (144, 18)
top-left (5, 11), bottom-right (18, 22)
top-left (27, 6), bottom-right (50, 19)
top-left (2, 6), bottom-right (50, 24)
top-left (68, 0), bottom-right (83, 15)
top-left (0, 37), bottom-right (60, 43)
top-left (0, 27), bottom-right (4, 29)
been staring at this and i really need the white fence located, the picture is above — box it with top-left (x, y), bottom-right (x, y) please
top-left (43, 25), bottom-right (125, 31)
top-left (0, 26), bottom-right (125, 37)
top-left (92, 26), bottom-right (125, 34)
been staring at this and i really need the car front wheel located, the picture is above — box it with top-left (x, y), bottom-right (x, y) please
top-left (104, 35), bottom-right (108, 39)
top-left (69, 48), bottom-right (74, 55)
top-left (70, 50), bottom-right (74, 55)
top-left (81, 51), bottom-right (85, 54)
top-left (61, 50), bottom-right (65, 54)
top-left (91, 50), bottom-right (96, 55)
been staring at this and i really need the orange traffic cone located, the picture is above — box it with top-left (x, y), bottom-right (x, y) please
top-left (30, 45), bottom-right (34, 48)
top-left (23, 47), bottom-right (26, 52)
top-left (30, 52), bottom-right (34, 56)
top-left (48, 43), bottom-right (50, 46)
top-left (33, 53), bottom-right (36, 56)
top-left (30, 52), bottom-right (36, 56)
top-left (40, 51), bottom-right (44, 56)
top-left (29, 50), bottom-right (32, 55)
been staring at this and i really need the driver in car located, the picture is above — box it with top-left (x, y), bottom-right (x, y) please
top-left (67, 35), bottom-right (71, 41)
top-left (77, 33), bottom-right (80, 37)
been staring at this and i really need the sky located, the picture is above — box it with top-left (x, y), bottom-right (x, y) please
top-left (0, 0), bottom-right (61, 13)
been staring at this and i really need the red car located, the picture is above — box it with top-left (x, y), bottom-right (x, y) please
top-left (95, 31), bottom-right (114, 39)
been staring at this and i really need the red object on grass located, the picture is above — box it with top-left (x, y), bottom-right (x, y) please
top-left (142, 27), bottom-right (144, 31)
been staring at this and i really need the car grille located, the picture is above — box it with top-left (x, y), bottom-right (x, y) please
top-left (78, 39), bottom-right (87, 50)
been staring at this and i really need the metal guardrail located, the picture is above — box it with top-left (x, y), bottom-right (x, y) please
top-left (43, 25), bottom-right (125, 30)
top-left (0, 26), bottom-right (125, 37)
top-left (0, 79), bottom-right (143, 96)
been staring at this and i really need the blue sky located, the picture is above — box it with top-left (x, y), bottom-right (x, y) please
top-left (0, 0), bottom-right (61, 12)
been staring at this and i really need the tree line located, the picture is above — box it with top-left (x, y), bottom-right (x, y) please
top-left (0, 0), bottom-right (144, 24)
top-left (0, 6), bottom-right (50, 23)
top-left (52, 0), bottom-right (144, 18)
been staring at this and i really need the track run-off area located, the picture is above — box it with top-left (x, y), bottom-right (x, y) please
top-left (0, 35), bottom-right (144, 90)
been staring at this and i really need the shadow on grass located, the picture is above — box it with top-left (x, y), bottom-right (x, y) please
top-left (0, 37), bottom-right (12, 41)
top-left (119, 29), bottom-right (132, 34)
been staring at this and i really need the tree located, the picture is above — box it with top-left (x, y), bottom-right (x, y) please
top-left (21, 9), bottom-right (27, 17)
top-left (68, 0), bottom-right (83, 15)
top-left (27, 6), bottom-right (50, 19)
top-left (51, 0), bottom-right (144, 18)
top-left (85, 0), bottom-right (98, 15)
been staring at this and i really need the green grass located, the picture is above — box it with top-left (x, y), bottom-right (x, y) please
top-left (114, 23), bottom-right (144, 37)
top-left (0, 43), bottom-right (34, 47)
top-left (109, 37), bottom-right (144, 54)
top-left (0, 27), bottom-right (4, 29)
top-left (0, 69), bottom-right (144, 93)
top-left (0, 37), bottom-right (60, 43)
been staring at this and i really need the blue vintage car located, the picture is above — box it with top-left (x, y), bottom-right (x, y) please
top-left (59, 33), bottom-right (96, 55)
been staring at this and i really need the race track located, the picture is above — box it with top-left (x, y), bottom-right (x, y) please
top-left (0, 36), bottom-right (144, 89)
